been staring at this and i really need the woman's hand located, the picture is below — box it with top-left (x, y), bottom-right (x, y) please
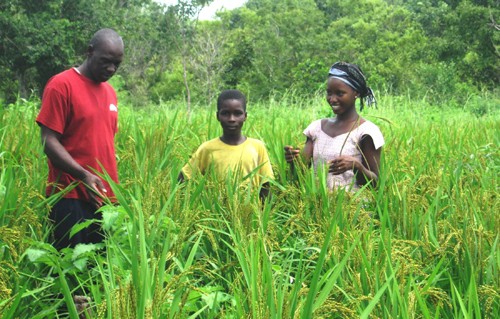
top-left (328, 156), bottom-right (360, 175)
top-left (284, 145), bottom-right (301, 164)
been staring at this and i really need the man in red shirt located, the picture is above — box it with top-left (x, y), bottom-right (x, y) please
top-left (36, 28), bottom-right (124, 250)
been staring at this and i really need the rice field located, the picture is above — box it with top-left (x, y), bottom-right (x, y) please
top-left (0, 93), bottom-right (498, 318)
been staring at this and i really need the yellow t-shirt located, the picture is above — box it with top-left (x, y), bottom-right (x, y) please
top-left (182, 137), bottom-right (274, 187)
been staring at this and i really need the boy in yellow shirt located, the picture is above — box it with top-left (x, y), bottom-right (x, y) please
top-left (178, 90), bottom-right (274, 201)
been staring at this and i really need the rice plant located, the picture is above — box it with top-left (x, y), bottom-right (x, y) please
top-left (0, 93), bottom-right (498, 318)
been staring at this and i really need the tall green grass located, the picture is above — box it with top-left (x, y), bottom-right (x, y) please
top-left (0, 93), bottom-right (498, 318)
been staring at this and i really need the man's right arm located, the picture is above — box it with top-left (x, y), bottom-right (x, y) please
top-left (40, 125), bottom-right (106, 207)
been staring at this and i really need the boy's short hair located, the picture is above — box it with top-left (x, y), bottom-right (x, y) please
top-left (217, 89), bottom-right (247, 111)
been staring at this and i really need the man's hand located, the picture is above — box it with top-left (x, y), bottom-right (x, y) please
top-left (82, 172), bottom-right (107, 208)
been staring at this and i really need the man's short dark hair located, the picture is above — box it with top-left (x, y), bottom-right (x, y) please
top-left (90, 28), bottom-right (123, 50)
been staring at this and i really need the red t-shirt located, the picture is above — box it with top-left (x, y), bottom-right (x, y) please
top-left (36, 68), bottom-right (118, 202)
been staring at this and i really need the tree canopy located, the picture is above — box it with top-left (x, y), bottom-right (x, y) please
top-left (0, 0), bottom-right (498, 105)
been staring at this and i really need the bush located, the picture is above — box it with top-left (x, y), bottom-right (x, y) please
top-left (149, 61), bottom-right (188, 104)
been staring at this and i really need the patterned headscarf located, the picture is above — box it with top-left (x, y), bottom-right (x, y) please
top-left (328, 62), bottom-right (376, 111)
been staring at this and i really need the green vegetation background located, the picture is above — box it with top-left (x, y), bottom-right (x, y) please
top-left (1, 0), bottom-right (499, 106)
top-left (1, 94), bottom-right (499, 317)
top-left (1, 0), bottom-right (499, 317)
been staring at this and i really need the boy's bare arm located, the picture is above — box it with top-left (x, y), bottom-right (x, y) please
top-left (259, 182), bottom-right (271, 203)
top-left (177, 171), bottom-right (185, 183)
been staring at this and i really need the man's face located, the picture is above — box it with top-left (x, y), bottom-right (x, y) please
top-left (87, 40), bottom-right (124, 83)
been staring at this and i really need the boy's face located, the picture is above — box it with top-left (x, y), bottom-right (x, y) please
top-left (217, 99), bottom-right (247, 134)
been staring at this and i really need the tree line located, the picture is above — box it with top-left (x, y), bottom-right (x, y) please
top-left (0, 0), bottom-right (498, 106)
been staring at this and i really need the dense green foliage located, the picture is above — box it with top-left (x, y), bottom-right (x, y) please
top-left (1, 0), bottom-right (498, 105)
top-left (0, 0), bottom-right (183, 104)
top-left (0, 94), bottom-right (498, 317)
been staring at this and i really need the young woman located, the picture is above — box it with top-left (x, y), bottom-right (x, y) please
top-left (285, 62), bottom-right (384, 190)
